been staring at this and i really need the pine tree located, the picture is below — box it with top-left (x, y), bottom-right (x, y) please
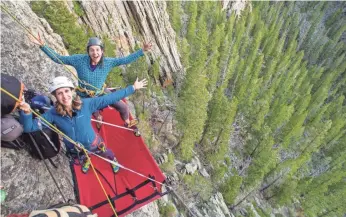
top-left (185, 2), bottom-right (198, 42)
top-left (221, 175), bottom-right (243, 205)
top-left (270, 177), bottom-right (298, 205)
top-left (178, 38), bottom-right (190, 68)
top-left (166, 1), bottom-right (182, 34)
top-left (206, 24), bottom-right (224, 93)
top-left (204, 97), bottom-right (238, 165)
top-left (243, 141), bottom-right (278, 190)
top-left (176, 13), bottom-right (210, 160)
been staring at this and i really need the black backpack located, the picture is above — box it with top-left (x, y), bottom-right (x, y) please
top-left (21, 89), bottom-right (61, 161)
top-left (22, 128), bottom-right (61, 160)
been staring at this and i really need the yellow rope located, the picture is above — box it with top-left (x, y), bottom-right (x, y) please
top-left (81, 148), bottom-right (118, 215)
top-left (0, 3), bottom-right (101, 92)
top-left (0, 87), bottom-right (118, 217)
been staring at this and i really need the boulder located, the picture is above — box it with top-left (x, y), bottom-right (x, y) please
top-left (185, 163), bottom-right (198, 175)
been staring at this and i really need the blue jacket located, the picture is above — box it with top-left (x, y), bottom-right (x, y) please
top-left (20, 85), bottom-right (135, 151)
top-left (40, 45), bottom-right (144, 95)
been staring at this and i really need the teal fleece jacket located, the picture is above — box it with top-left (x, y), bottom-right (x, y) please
top-left (20, 85), bottom-right (135, 151)
top-left (40, 45), bottom-right (144, 95)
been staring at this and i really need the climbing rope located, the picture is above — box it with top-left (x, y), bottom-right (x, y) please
top-left (0, 87), bottom-right (118, 217)
top-left (0, 3), bottom-right (102, 93)
top-left (91, 118), bottom-right (135, 132)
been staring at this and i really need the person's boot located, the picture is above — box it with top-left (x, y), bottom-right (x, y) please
top-left (133, 128), bottom-right (141, 137)
top-left (111, 158), bottom-right (120, 173)
top-left (124, 119), bottom-right (141, 137)
top-left (82, 158), bottom-right (91, 174)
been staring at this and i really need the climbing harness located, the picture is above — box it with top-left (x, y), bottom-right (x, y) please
top-left (75, 83), bottom-right (107, 97)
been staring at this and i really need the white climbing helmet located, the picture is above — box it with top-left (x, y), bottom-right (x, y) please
top-left (48, 76), bottom-right (74, 93)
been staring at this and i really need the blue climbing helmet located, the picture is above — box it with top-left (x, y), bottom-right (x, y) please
top-left (87, 37), bottom-right (104, 52)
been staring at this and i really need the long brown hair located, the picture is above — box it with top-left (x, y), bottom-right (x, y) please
top-left (54, 94), bottom-right (82, 116)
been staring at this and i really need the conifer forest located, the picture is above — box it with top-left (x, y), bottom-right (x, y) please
top-left (167, 1), bottom-right (345, 216)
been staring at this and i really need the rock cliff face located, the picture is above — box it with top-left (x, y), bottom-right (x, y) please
top-left (191, 193), bottom-right (233, 217)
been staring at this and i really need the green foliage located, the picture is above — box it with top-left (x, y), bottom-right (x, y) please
top-left (124, 47), bottom-right (148, 85)
top-left (254, 205), bottom-right (271, 217)
top-left (178, 38), bottom-right (190, 68)
top-left (135, 112), bottom-right (159, 152)
top-left (175, 2), bottom-right (345, 213)
top-left (150, 61), bottom-right (160, 84)
top-left (221, 175), bottom-right (242, 205)
top-left (185, 2), bottom-right (198, 41)
top-left (176, 12), bottom-right (210, 161)
top-left (272, 178), bottom-right (298, 206)
top-left (160, 153), bottom-right (175, 173)
top-left (166, 1), bottom-right (182, 34)
top-left (72, 1), bottom-right (85, 17)
top-left (245, 206), bottom-right (256, 217)
top-left (183, 174), bottom-right (213, 201)
top-left (30, 1), bottom-right (92, 54)
top-left (211, 164), bottom-right (228, 182)
top-left (103, 37), bottom-right (126, 87)
top-left (158, 202), bottom-right (176, 217)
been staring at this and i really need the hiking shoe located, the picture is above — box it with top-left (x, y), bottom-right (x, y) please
top-left (133, 128), bottom-right (141, 137)
top-left (112, 159), bottom-right (120, 173)
top-left (82, 159), bottom-right (91, 174)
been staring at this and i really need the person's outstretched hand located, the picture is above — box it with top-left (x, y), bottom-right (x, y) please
top-left (133, 78), bottom-right (148, 90)
top-left (142, 41), bottom-right (152, 52)
top-left (28, 32), bottom-right (45, 46)
top-left (19, 101), bottom-right (32, 114)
